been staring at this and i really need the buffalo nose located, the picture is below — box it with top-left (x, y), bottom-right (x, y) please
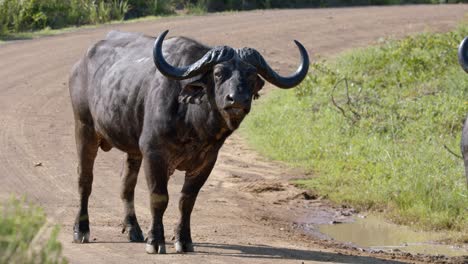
top-left (225, 93), bottom-right (249, 106)
top-left (226, 93), bottom-right (235, 103)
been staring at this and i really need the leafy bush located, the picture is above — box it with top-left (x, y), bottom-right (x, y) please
top-left (0, 0), bottom-right (130, 35)
top-left (124, 0), bottom-right (173, 19)
top-left (242, 25), bottom-right (468, 234)
top-left (0, 197), bottom-right (66, 264)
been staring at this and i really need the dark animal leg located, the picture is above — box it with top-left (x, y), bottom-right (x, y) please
top-left (73, 121), bottom-right (99, 243)
top-left (174, 159), bottom-right (216, 253)
top-left (461, 118), bottom-right (468, 187)
top-left (143, 153), bottom-right (169, 254)
top-left (120, 154), bottom-right (144, 242)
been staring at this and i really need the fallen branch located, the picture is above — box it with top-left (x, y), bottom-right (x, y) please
top-left (443, 144), bottom-right (463, 159)
top-left (331, 78), bottom-right (349, 119)
top-left (331, 77), bottom-right (361, 123)
top-left (344, 78), bottom-right (361, 121)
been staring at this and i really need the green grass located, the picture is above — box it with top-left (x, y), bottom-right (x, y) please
top-left (241, 25), bottom-right (468, 238)
top-left (0, 197), bottom-right (66, 264)
top-left (0, 26), bottom-right (91, 42)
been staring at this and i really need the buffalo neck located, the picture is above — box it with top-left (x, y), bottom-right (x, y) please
top-left (184, 99), bottom-right (232, 144)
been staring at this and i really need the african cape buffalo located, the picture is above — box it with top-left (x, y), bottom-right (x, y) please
top-left (69, 30), bottom-right (309, 254)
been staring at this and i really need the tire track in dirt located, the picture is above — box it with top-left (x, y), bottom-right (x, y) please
top-left (0, 5), bottom-right (467, 264)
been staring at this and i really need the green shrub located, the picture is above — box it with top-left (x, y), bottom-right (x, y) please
top-left (185, 0), bottom-right (208, 14)
top-left (0, 0), bottom-right (131, 35)
top-left (125, 0), bottom-right (173, 18)
top-left (242, 25), bottom-right (468, 234)
top-left (110, 0), bottom-right (130, 21)
top-left (0, 197), bottom-right (66, 264)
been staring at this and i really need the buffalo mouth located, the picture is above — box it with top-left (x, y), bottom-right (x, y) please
top-left (225, 106), bottom-right (247, 116)
top-left (222, 107), bottom-right (248, 130)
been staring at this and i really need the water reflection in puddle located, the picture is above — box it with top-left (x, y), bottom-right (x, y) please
top-left (318, 215), bottom-right (467, 256)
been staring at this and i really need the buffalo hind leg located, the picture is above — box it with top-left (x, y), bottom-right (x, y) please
top-left (73, 121), bottom-right (99, 243)
top-left (175, 159), bottom-right (216, 253)
top-left (143, 153), bottom-right (169, 254)
top-left (121, 154), bottom-right (145, 242)
top-left (461, 117), bottom-right (468, 187)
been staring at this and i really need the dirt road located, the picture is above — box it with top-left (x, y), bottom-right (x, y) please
top-left (1, 5), bottom-right (467, 264)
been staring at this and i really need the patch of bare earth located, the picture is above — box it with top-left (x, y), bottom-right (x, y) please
top-left (0, 5), bottom-right (467, 264)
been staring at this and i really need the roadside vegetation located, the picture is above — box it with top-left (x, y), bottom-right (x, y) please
top-left (0, 197), bottom-right (66, 264)
top-left (241, 25), bottom-right (468, 238)
top-left (181, 0), bottom-right (467, 13)
top-left (1, 0), bottom-right (466, 38)
top-left (0, 0), bottom-right (172, 37)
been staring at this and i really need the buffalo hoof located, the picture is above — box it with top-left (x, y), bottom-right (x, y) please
top-left (145, 243), bottom-right (166, 254)
top-left (122, 225), bottom-right (145, 242)
top-left (175, 241), bottom-right (194, 253)
top-left (73, 230), bottom-right (90, 243)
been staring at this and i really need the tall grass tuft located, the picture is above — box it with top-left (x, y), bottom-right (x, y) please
top-left (124, 0), bottom-right (173, 19)
top-left (242, 25), bottom-right (468, 236)
top-left (0, 197), bottom-right (66, 264)
top-left (185, 0), bottom-right (208, 15)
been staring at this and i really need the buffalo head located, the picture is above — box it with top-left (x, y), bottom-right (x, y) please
top-left (153, 30), bottom-right (309, 130)
top-left (458, 37), bottom-right (468, 73)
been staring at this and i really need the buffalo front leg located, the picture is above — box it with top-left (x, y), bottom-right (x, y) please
top-left (73, 121), bottom-right (98, 243)
top-left (120, 154), bottom-right (144, 242)
top-left (143, 153), bottom-right (169, 254)
top-left (175, 159), bottom-right (216, 253)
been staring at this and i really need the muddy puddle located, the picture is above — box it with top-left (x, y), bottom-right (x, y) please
top-left (317, 215), bottom-right (467, 257)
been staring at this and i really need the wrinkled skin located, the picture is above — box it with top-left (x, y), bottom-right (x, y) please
top-left (69, 30), bottom-right (307, 254)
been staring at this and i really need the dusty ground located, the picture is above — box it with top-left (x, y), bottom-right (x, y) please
top-left (0, 5), bottom-right (467, 264)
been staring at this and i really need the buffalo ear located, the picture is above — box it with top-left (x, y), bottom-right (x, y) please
top-left (179, 80), bottom-right (207, 104)
top-left (253, 76), bottom-right (265, 100)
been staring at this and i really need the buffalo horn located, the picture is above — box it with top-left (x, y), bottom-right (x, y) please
top-left (237, 40), bottom-right (309, 89)
top-left (458, 37), bottom-right (468, 73)
top-left (153, 30), bottom-right (235, 80)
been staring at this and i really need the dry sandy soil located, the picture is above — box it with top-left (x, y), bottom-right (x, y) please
top-left (0, 4), bottom-right (467, 264)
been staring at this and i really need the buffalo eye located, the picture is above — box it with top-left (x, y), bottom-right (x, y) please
top-left (213, 68), bottom-right (226, 81)
top-left (245, 70), bottom-right (257, 85)
top-left (248, 72), bottom-right (257, 82)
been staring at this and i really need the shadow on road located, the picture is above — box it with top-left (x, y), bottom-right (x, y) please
top-left (195, 243), bottom-right (405, 264)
